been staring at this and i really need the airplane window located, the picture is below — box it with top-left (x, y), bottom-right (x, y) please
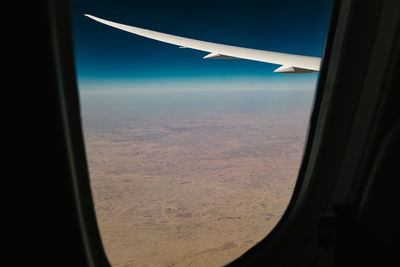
top-left (70, 0), bottom-right (334, 266)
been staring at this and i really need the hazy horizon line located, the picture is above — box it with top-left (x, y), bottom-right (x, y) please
top-left (78, 76), bottom-right (318, 95)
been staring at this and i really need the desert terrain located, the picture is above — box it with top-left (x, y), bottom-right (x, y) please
top-left (80, 89), bottom-right (312, 266)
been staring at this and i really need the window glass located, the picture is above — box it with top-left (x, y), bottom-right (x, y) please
top-left (70, 0), bottom-right (333, 266)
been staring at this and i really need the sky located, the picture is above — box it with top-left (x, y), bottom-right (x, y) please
top-left (70, 0), bottom-right (333, 92)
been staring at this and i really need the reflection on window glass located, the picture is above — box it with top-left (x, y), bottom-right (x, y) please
top-left (71, 0), bottom-right (333, 266)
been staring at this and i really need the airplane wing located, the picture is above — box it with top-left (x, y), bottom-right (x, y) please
top-left (84, 14), bottom-right (321, 73)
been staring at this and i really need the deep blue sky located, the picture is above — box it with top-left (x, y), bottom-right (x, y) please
top-left (70, 0), bottom-right (333, 91)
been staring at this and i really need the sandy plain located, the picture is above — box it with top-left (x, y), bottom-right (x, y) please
top-left (81, 101), bottom-right (310, 266)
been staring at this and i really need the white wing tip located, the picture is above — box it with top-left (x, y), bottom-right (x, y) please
top-left (84, 14), bottom-right (100, 21)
